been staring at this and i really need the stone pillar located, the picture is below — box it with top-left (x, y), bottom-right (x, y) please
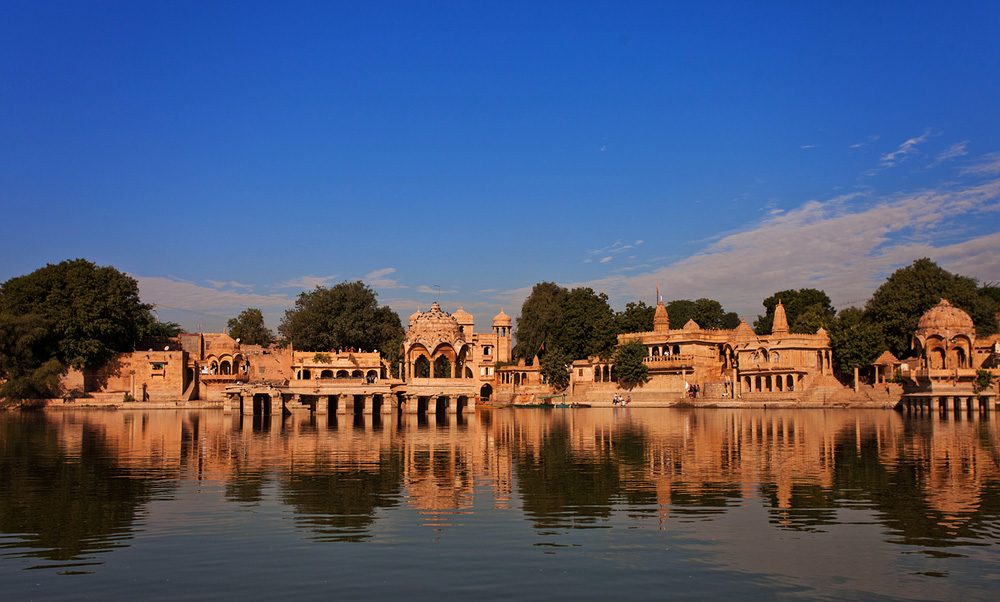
top-left (943, 396), bottom-right (952, 412)
top-left (316, 395), bottom-right (328, 415)
top-left (271, 394), bottom-right (283, 416)
top-left (243, 394), bottom-right (254, 416)
top-left (403, 395), bottom-right (419, 414)
top-left (853, 365), bottom-right (859, 393)
top-left (363, 394), bottom-right (374, 414)
top-left (381, 395), bottom-right (393, 414)
top-left (335, 394), bottom-right (347, 415)
top-left (446, 395), bottom-right (458, 414)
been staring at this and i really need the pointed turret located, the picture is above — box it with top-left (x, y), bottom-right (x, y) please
top-left (653, 301), bottom-right (670, 333)
top-left (772, 300), bottom-right (789, 336)
top-left (733, 318), bottom-right (757, 342)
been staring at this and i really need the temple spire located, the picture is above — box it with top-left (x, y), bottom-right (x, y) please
top-left (772, 300), bottom-right (789, 335)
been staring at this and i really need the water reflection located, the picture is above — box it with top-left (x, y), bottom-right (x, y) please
top-left (1, 408), bottom-right (999, 576)
top-left (0, 412), bottom-right (162, 569)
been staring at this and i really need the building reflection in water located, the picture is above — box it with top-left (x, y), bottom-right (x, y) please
top-left (3, 407), bottom-right (1000, 562)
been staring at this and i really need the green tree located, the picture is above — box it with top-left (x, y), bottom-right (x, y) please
top-left (0, 259), bottom-right (153, 369)
top-left (614, 338), bottom-right (649, 390)
top-left (864, 258), bottom-right (999, 358)
top-left (145, 320), bottom-right (182, 339)
top-left (973, 369), bottom-right (995, 398)
top-left (554, 287), bottom-right (617, 360)
top-left (791, 304), bottom-right (834, 335)
top-left (0, 313), bottom-right (63, 401)
top-left (666, 298), bottom-right (739, 329)
top-left (828, 307), bottom-right (885, 378)
top-left (665, 299), bottom-right (697, 327)
top-left (978, 283), bottom-right (1000, 309)
top-left (754, 289), bottom-right (835, 335)
top-left (616, 301), bottom-right (655, 334)
top-left (514, 282), bottom-right (568, 360)
top-left (539, 346), bottom-right (572, 391)
top-left (227, 308), bottom-right (274, 346)
top-left (279, 281), bottom-right (403, 366)
top-left (1, 260), bottom-right (154, 401)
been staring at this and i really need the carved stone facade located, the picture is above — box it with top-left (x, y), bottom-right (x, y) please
top-left (898, 299), bottom-right (1000, 412)
top-left (401, 302), bottom-right (512, 403)
top-left (570, 300), bottom-right (834, 402)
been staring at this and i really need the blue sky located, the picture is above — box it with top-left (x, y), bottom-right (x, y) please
top-left (3, 1), bottom-right (999, 333)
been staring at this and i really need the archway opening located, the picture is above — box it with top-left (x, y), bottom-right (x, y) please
top-left (433, 356), bottom-right (452, 378)
top-left (414, 356), bottom-right (430, 378)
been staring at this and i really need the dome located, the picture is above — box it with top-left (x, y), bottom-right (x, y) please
top-left (916, 299), bottom-right (975, 335)
top-left (409, 308), bottom-right (422, 325)
top-left (453, 306), bottom-right (474, 327)
top-left (493, 307), bottom-right (512, 327)
top-left (409, 302), bottom-right (463, 342)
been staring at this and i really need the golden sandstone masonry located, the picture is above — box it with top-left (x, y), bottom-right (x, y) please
top-left (54, 299), bottom-right (1000, 413)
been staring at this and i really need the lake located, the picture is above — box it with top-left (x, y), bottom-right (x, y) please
top-left (2, 407), bottom-right (999, 600)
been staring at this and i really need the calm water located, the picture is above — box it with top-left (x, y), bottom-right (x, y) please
top-left (2, 407), bottom-right (1000, 600)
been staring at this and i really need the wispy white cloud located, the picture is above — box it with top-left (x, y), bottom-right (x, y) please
top-left (930, 140), bottom-right (969, 167)
top-left (417, 285), bottom-right (458, 294)
top-left (135, 276), bottom-right (293, 311)
top-left (878, 129), bottom-right (933, 168)
top-left (586, 240), bottom-right (636, 262)
top-left (850, 134), bottom-right (880, 149)
top-left (364, 268), bottom-right (406, 289)
top-left (801, 145), bottom-right (816, 149)
top-left (962, 152), bottom-right (1000, 176)
top-left (206, 280), bottom-right (253, 290)
top-left (277, 275), bottom-right (340, 289)
top-left (567, 178), bottom-right (1000, 317)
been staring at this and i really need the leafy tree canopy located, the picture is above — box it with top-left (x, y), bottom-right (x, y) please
top-left (539, 346), bottom-right (572, 391)
top-left (553, 287), bottom-right (618, 360)
top-left (754, 289), bottom-right (835, 335)
top-left (827, 307), bottom-right (886, 377)
top-left (227, 308), bottom-right (274, 346)
top-left (145, 320), bottom-right (182, 339)
top-left (0, 259), bottom-right (152, 370)
top-left (864, 258), bottom-right (999, 357)
top-left (514, 283), bottom-right (618, 361)
top-left (614, 338), bottom-right (649, 390)
top-left (278, 281), bottom-right (403, 364)
top-left (514, 282), bottom-right (568, 360)
top-left (616, 301), bottom-right (655, 334)
top-left (666, 298), bottom-right (740, 330)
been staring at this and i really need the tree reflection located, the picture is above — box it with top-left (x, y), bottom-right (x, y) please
top-left (278, 452), bottom-right (404, 542)
top-left (0, 413), bottom-right (156, 564)
top-left (513, 424), bottom-right (657, 528)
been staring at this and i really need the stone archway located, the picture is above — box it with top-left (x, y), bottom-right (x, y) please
top-left (480, 383), bottom-right (492, 402)
top-left (433, 355), bottom-right (452, 378)
top-left (414, 356), bottom-right (431, 378)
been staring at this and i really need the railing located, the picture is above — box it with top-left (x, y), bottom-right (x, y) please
top-left (644, 355), bottom-right (694, 364)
